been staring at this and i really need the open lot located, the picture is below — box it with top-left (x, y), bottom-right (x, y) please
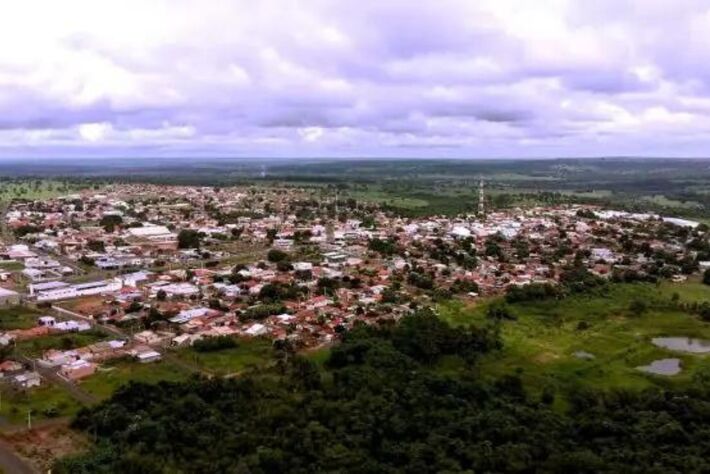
top-left (79, 358), bottom-right (192, 400)
top-left (173, 337), bottom-right (273, 376)
top-left (0, 384), bottom-right (81, 426)
top-left (0, 307), bottom-right (42, 331)
top-left (14, 330), bottom-right (109, 358)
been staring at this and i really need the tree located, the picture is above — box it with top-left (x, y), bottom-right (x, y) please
top-left (486, 302), bottom-right (516, 321)
top-left (99, 214), bottom-right (123, 233)
top-left (177, 229), bottom-right (201, 249)
top-left (86, 240), bottom-right (105, 252)
top-left (703, 268), bottom-right (710, 286)
top-left (267, 249), bottom-right (289, 263)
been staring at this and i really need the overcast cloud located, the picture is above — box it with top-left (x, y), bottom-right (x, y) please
top-left (2, 0), bottom-right (710, 158)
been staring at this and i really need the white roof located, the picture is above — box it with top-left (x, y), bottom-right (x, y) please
top-left (136, 350), bottom-right (161, 359)
top-left (245, 323), bottom-right (267, 336)
top-left (0, 287), bottom-right (18, 297)
top-left (128, 225), bottom-right (173, 237)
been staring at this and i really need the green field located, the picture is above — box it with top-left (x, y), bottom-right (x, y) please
top-left (14, 330), bottom-right (108, 358)
top-left (0, 383), bottom-right (81, 425)
top-left (438, 282), bottom-right (710, 396)
top-left (0, 306), bottom-right (41, 331)
top-left (640, 194), bottom-right (703, 209)
top-left (0, 180), bottom-right (85, 202)
top-left (173, 338), bottom-right (273, 376)
top-left (349, 189), bottom-right (429, 209)
top-left (79, 358), bottom-right (193, 400)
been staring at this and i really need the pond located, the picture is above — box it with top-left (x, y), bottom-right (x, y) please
top-left (636, 358), bottom-right (681, 376)
top-left (652, 337), bottom-right (710, 353)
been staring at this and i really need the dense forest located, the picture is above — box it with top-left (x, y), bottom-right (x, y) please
top-left (57, 310), bottom-right (710, 473)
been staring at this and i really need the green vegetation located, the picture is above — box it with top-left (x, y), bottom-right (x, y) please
top-left (79, 358), bottom-right (192, 401)
top-left (57, 310), bottom-right (710, 473)
top-left (173, 337), bottom-right (273, 376)
top-left (177, 229), bottom-right (201, 249)
top-left (14, 330), bottom-right (108, 358)
top-left (439, 281), bottom-right (710, 395)
top-left (0, 179), bottom-right (84, 202)
top-left (0, 383), bottom-right (81, 424)
top-left (0, 306), bottom-right (41, 330)
top-left (0, 261), bottom-right (24, 271)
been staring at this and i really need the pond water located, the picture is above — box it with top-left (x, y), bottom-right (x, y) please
top-left (652, 337), bottom-right (710, 353)
top-left (636, 358), bottom-right (682, 376)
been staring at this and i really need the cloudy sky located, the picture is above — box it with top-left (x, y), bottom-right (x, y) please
top-left (2, 0), bottom-right (710, 158)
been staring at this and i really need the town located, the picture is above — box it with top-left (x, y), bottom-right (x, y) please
top-left (0, 182), bottom-right (706, 406)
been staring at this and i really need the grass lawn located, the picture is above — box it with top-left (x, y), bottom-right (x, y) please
top-left (0, 384), bottom-right (81, 426)
top-left (658, 277), bottom-right (710, 302)
top-left (0, 306), bottom-right (42, 331)
top-left (14, 330), bottom-right (109, 358)
top-left (0, 180), bottom-right (85, 202)
top-left (79, 358), bottom-right (193, 400)
top-left (174, 337), bottom-right (273, 376)
top-left (438, 282), bottom-right (710, 395)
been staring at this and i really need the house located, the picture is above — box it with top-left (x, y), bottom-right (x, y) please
top-left (33, 278), bottom-right (123, 301)
top-left (134, 330), bottom-right (163, 345)
top-left (293, 262), bottom-right (313, 272)
top-left (0, 360), bottom-right (23, 377)
top-left (0, 287), bottom-right (20, 306)
top-left (29, 281), bottom-right (70, 297)
top-left (54, 320), bottom-right (92, 332)
top-left (38, 316), bottom-right (56, 326)
top-left (154, 282), bottom-right (199, 298)
top-left (171, 333), bottom-right (203, 347)
top-left (13, 371), bottom-right (41, 389)
top-left (59, 360), bottom-right (97, 380)
top-left (169, 307), bottom-right (211, 324)
top-left (245, 323), bottom-right (267, 336)
top-left (41, 349), bottom-right (79, 367)
top-left (133, 348), bottom-right (162, 363)
top-left (5, 244), bottom-right (36, 260)
top-left (123, 271), bottom-right (153, 287)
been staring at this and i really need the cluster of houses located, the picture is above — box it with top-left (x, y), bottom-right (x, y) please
top-left (0, 184), bottom-right (706, 388)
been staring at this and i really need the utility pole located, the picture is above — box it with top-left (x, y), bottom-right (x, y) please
top-left (478, 177), bottom-right (485, 218)
top-left (27, 409), bottom-right (32, 430)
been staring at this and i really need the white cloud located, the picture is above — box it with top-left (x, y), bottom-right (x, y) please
top-left (78, 122), bottom-right (112, 142)
top-left (1, 0), bottom-right (710, 157)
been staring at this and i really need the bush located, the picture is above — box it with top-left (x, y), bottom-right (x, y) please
top-left (193, 336), bottom-right (238, 352)
top-left (486, 302), bottom-right (516, 321)
top-left (177, 229), bottom-right (201, 249)
top-left (267, 249), bottom-right (290, 263)
top-left (505, 283), bottom-right (560, 303)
